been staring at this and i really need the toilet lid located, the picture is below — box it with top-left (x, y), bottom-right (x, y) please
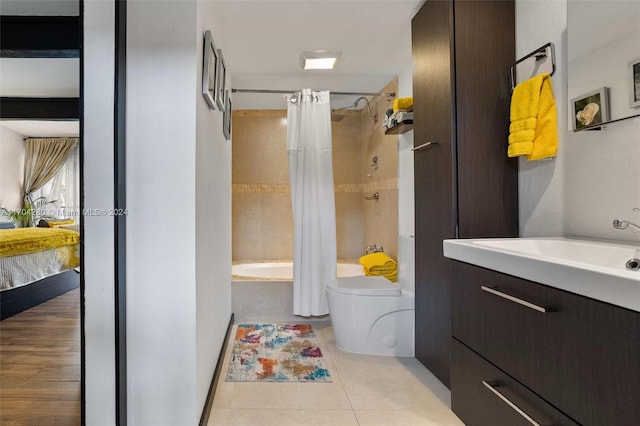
top-left (326, 276), bottom-right (401, 296)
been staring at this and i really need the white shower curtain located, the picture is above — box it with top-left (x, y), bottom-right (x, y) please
top-left (287, 89), bottom-right (337, 316)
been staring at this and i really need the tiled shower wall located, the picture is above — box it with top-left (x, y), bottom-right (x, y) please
top-left (361, 79), bottom-right (398, 260)
top-left (232, 110), bottom-right (294, 260)
top-left (232, 80), bottom-right (398, 261)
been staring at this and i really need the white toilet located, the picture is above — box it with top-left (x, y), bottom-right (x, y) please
top-left (326, 275), bottom-right (415, 356)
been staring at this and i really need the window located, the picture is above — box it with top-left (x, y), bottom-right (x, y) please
top-left (32, 145), bottom-right (80, 219)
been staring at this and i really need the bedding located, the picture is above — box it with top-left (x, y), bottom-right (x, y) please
top-left (0, 228), bottom-right (79, 258)
top-left (0, 228), bottom-right (80, 290)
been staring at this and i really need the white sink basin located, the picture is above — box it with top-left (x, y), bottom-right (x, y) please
top-left (443, 237), bottom-right (640, 312)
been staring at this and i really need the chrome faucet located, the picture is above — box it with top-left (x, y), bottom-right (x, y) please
top-left (612, 219), bottom-right (640, 236)
top-left (613, 219), bottom-right (640, 270)
top-left (365, 244), bottom-right (384, 254)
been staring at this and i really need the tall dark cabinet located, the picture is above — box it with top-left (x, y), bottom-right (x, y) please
top-left (412, 0), bottom-right (518, 387)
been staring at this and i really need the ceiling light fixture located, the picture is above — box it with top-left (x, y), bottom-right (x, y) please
top-left (299, 51), bottom-right (341, 70)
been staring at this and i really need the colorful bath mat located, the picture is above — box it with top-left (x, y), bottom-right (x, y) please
top-left (226, 324), bottom-right (332, 382)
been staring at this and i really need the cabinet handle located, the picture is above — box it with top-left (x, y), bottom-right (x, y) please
top-left (482, 381), bottom-right (552, 426)
top-left (481, 286), bottom-right (547, 313)
top-left (411, 141), bottom-right (438, 151)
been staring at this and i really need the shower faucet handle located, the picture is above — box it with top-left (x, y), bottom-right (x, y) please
top-left (365, 245), bottom-right (384, 254)
top-left (364, 192), bottom-right (379, 200)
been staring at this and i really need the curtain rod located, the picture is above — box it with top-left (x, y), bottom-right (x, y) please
top-left (231, 89), bottom-right (396, 97)
top-left (23, 136), bottom-right (79, 140)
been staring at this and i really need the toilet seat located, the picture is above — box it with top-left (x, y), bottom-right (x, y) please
top-left (326, 276), bottom-right (401, 296)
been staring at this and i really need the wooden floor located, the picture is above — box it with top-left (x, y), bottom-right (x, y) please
top-left (0, 289), bottom-right (80, 426)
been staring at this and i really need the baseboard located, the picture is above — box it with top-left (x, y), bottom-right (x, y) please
top-left (199, 312), bottom-right (234, 426)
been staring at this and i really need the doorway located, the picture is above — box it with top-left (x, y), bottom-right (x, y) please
top-left (0, 2), bottom-right (82, 424)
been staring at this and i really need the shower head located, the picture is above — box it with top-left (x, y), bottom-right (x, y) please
top-left (332, 96), bottom-right (378, 122)
top-left (353, 97), bottom-right (378, 123)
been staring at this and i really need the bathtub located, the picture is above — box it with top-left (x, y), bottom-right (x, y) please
top-left (231, 261), bottom-right (364, 321)
top-left (232, 261), bottom-right (364, 280)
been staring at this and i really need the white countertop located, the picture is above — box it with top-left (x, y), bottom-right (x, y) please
top-left (443, 237), bottom-right (640, 312)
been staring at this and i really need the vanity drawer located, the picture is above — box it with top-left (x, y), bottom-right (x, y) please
top-left (451, 338), bottom-right (579, 426)
top-left (451, 261), bottom-right (640, 426)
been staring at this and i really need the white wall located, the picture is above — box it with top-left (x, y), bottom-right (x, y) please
top-left (397, 65), bottom-right (415, 357)
top-left (565, 117), bottom-right (640, 242)
top-left (83, 0), bottom-right (116, 423)
top-left (397, 66), bottom-right (415, 297)
top-left (126, 1), bottom-right (198, 424)
top-left (0, 125), bottom-right (25, 211)
top-left (195, 0), bottom-right (233, 414)
top-left (83, 1), bottom-right (232, 423)
top-left (517, 0), bottom-right (640, 243)
top-left (565, 18), bottom-right (640, 242)
top-left (516, 0), bottom-right (568, 237)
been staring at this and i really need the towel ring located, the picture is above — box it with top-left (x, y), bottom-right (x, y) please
top-left (510, 42), bottom-right (556, 90)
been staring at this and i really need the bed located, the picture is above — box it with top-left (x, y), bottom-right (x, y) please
top-left (1, 227), bottom-right (80, 320)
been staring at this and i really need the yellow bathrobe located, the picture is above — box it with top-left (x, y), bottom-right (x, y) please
top-left (508, 73), bottom-right (558, 161)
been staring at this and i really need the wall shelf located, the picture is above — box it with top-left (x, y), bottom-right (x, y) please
top-left (385, 120), bottom-right (413, 135)
top-left (573, 113), bottom-right (640, 132)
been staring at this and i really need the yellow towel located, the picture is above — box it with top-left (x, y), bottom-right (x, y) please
top-left (393, 97), bottom-right (413, 113)
top-left (359, 252), bottom-right (396, 271)
top-left (376, 272), bottom-right (398, 282)
top-left (359, 252), bottom-right (398, 282)
top-left (366, 269), bottom-right (397, 282)
top-left (508, 73), bottom-right (558, 161)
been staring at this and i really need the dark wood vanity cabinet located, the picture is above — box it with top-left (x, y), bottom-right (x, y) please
top-left (451, 339), bottom-right (579, 426)
top-left (412, 0), bottom-right (518, 387)
top-left (451, 261), bottom-right (640, 425)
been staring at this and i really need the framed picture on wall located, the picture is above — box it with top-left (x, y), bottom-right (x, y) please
top-left (216, 49), bottom-right (226, 111)
top-left (571, 87), bottom-right (610, 131)
top-left (223, 90), bottom-right (232, 140)
top-left (202, 30), bottom-right (218, 110)
top-left (629, 57), bottom-right (640, 108)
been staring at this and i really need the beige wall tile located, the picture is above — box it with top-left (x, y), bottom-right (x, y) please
top-left (362, 89), bottom-right (397, 182)
top-left (336, 192), bottom-right (364, 260)
top-left (233, 110), bottom-right (287, 118)
top-left (232, 192), bottom-right (262, 260)
top-left (232, 95), bottom-right (398, 263)
top-left (333, 113), bottom-right (362, 185)
top-left (258, 117), bottom-right (289, 184)
top-left (360, 79), bottom-right (399, 261)
top-left (362, 188), bottom-right (398, 260)
top-left (233, 114), bottom-right (288, 184)
top-left (232, 116), bottom-right (263, 183)
top-left (260, 193), bottom-right (294, 260)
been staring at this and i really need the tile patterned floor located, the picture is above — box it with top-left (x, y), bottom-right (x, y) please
top-left (210, 322), bottom-right (464, 426)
